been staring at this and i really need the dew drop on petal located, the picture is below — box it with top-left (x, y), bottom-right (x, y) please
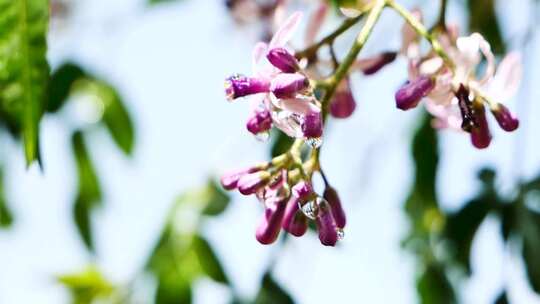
top-left (305, 137), bottom-right (322, 148)
top-left (336, 228), bottom-right (345, 241)
top-left (255, 131), bottom-right (270, 142)
top-left (298, 200), bottom-right (318, 220)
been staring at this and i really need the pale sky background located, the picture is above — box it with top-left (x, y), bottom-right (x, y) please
top-left (1, 0), bottom-right (540, 303)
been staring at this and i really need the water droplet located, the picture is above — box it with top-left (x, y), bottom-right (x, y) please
top-left (255, 131), bottom-right (270, 142)
top-left (305, 137), bottom-right (322, 148)
top-left (336, 228), bottom-right (345, 241)
top-left (298, 200), bottom-right (318, 220)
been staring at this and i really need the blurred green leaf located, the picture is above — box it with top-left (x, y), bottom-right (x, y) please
top-left (445, 197), bottom-right (492, 274)
top-left (47, 62), bottom-right (85, 113)
top-left (155, 276), bottom-right (192, 304)
top-left (467, 0), bottom-right (505, 55)
top-left (0, 0), bottom-right (50, 165)
top-left (72, 79), bottom-right (135, 155)
top-left (270, 130), bottom-right (293, 158)
top-left (202, 179), bottom-right (230, 216)
top-left (417, 264), bottom-right (456, 304)
top-left (57, 266), bottom-right (115, 304)
top-left (520, 207), bottom-right (540, 293)
top-left (71, 131), bottom-right (102, 251)
top-left (0, 167), bottom-right (13, 228)
top-left (494, 291), bottom-right (509, 304)
top-left (192, 234), bottom-right (229, 284)
top-left (405, 114), bottom-right (442, 236)
top-left (254, 272), bottom-right (294, 304)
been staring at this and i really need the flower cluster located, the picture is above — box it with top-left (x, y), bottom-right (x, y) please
top-left (221, 153), bottom-right (346, 246)
top-left (395, 11), bottom-right (521, 148)
top-left (225, 12), bottom-right (324, 147)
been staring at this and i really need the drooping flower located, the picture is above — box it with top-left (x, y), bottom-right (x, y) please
top-left (330, 78), bottom-right (357, 119)
top-left (225, 12), bottom-right (325, 144)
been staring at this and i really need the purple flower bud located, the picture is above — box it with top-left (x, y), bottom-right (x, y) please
top-left (395, 76), bottom-right (434, 110)
top-left (282, 197), bottom-right (308, 237)
top-left (491, 104), bottom-right (519, 132)
top-left (330, 81), bottom-right (356, 119)
top-left (470, 103), bottom-right (492, 149)
top-left (238, 171), bottom-right (271, 195)
top-left (225, 74), bottom-right (270, 101)
top-left (301, 110), bottom-right (323, 138)
top-left (316, 202), bottom-right (338, 247)
top-left (220, 166), bottom-right (264, 190)
top-left (323, 186), bottom-right (346, 229)
top-left (292, 181), bottom-right (313, 199)
top-left (246, 108), bottom-right (272, 135)
top-left (256, 198), bottom-right (287, 245)
top-left (361, 51), bottom-right (398, 75)
top-left (266, 47), bottom-right (300, 73)
top-left (270, 73), bottom-right (309, 99)
top-left (456, 84), bottom-right (477, 132)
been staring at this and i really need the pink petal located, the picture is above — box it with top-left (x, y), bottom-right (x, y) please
top-left (488, 52), bottom-right (522, 102)
top-left (269, 12), bottom-right (303, 49)
top-left (305, 3), bottom-right (329, 46)
top-left (401, 8), bottom-right (422, 55)
top-left (274, 97), bottom-right (320, 115)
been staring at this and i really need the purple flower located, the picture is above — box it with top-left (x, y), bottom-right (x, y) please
top-left (301, 110), bottom-right (323, 138)
top-left (270, 73), bottom-right (309, 99)
top-left (323, 186), bottom-right (346, 229)
top-left (266, 47), bottom-right (300, 73)
top-left (282, 181), bottom-right (313, 236)
top-left (315, 201), bottom-right (338, 247)
top-left (330, 79), bottom-right (357, 119)
top-left (395, 76), bottom-right (434, 110)
top-left (491, 104), bottom-right (519, 132)
top-left (225, 74), bottom-right (270, 101)
top-left (255, 197), bottom-right (287, 245)
top-left (220, 166), bottom-right (263, 190)
top-left (246, 107), bottom-right (273, 135)
top-left (238, 171), bottom-right (271, 195)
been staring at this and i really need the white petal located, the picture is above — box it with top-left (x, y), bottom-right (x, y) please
top-left (269, 12), bottom-right (303, 49)
top-left (252, 42), bottom-right (268, 74)
top-left (340, 7), bottom-right (362, 18)
top-left (305, 3), bottom-right (328, 46)
top-left (275, 97), bottom-right (320, 115)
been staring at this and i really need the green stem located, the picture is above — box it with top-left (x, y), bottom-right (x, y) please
top-left (296, 15), bottom-right (364, 60)
top-left (321, 0), bottom-right (386, 108)
top-left (386, 0), bottom-right (454, 68)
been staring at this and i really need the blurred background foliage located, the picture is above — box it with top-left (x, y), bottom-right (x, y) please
top-left (0, 0), bottom-right (539, 303)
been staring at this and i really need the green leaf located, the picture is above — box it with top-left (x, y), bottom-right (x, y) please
top-left (417, 264), bottom-right (456, 304)
top-left (71, 131), bottom-right (102, 251)
top-left (47, 62), bottom-right (85, 113)
top-left (254, 272), bottom-right (294, 304)
top-left (270, 130), bottom-right (293, 158)
top-left (520, 207), bottom-right (540, 293)
top-left (0, 0), bottom-right (50, 165)
top-left (72, 79), bottom-right (135, 155)
top-left (192, 234), bottom-right (229, 284)
top-left (202, 179), bottom-right (230, 216)
top-left (57, 266), bottom-right (114, 304)
top-left (155, 276), bottom-right (192, 304)
top-left (445, 197), bottom-right (492, 274)
top-left (467, 0), bottom-right (505, 55)
top-left (0, 167), bottom-right (13, 228)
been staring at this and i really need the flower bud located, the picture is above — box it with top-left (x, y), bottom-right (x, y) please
top-left (246, 108), bottom-right (272, 135)
top-left (256, 197), bottom-right (287, 245)
top-left (238, 171), bottom-right (271, 195)
top-left (315, 201), bottom-right (338, 247)
top-left (301, 110), bottom-right (323, 138)
top-left (225, 74), bottom-right (270, 100)
top-left (456, 84), bottom-right (476, 132)
top-left (220, 166), bottom-right (262, 190)
top-left (361, 51), bottom-right (398, 75)
top-left (470, 103), bottom-right (492, 149)
top-left (270, 73), bottom-right (309, 99)
top-left (323, 186), bottom-right (346, 229)
top-left (491, 104), bottom-right (519, 132)
top-left (330, 80), bottom-right (356, 119)
top-left (282, 198), bottom-right (308, 237)
top-left (395, 76), bottom-right (434, 110)
top-left (266, 47), bottom-right (300, 73)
